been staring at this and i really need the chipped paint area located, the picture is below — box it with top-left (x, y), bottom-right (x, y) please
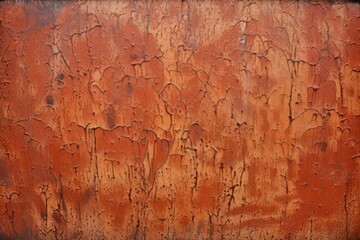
top-left (0, 1), bottom-right (360, 239)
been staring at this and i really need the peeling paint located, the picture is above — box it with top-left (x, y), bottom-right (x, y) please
top-left (1, 1), bottom-right (360, 239)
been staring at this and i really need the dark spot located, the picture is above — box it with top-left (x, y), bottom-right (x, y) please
top-left (56, 73), bottom-right (65, 84)
top-left (127, 82), bottom-right (133, 94)
top-left (46, 95), bottom-right (54, 106)
top-left (236, 122), bottom-right (247, 128)
top-left (83, 187), bottom-right (94, 202)
top-left (106, 106), bottom-right (116, 129)
top-left (52, 211), bottom-right (61, 224)
top-left (320, 142), bottom-right (328, 152)
top-left (220, 162), bottom-right (224, 170)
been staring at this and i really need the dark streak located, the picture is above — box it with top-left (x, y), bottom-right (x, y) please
top-left (106, 106), bottom-right (116, 129)
top-left (127, 82), bottom-right (132, 94)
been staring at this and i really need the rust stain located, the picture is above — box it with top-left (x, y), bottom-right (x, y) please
top-left (1, 1), bottom-right (360, 239)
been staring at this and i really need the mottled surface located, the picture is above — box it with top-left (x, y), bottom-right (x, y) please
top-left (0, 1), bottom-right (359, 239)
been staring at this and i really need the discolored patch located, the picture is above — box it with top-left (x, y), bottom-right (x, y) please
top-left (23, 1), bottom-right (67, 29)
top-left (55, 73), bottom-right (65, 84)
top-left (0, 158), bottom-right (9, 186)
top-left (320, 141), bottom-right (328, 152)
top-left (45, 95), bottom-right (54, 105)
top-left (106, 106), bottom-right (116, 129)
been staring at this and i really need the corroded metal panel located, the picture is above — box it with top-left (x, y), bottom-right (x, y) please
top-left (0, 1), bottom-right (359, 239)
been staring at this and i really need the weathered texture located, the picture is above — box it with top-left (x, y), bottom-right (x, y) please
top-left (0, 1), bottom-right (359, 239)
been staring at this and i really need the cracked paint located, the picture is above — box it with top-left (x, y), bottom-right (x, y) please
top-left (0, 1), bottom-right (360, 239)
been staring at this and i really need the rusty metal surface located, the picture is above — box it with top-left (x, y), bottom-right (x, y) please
top-left (0, 1), bottom-right (359, 239)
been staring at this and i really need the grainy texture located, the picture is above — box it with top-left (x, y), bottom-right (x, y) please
top-left (0, 1), bottom-right (359, 239)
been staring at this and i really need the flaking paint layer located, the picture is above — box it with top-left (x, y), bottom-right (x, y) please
top-left (0, 1), bottom-right (359, 239)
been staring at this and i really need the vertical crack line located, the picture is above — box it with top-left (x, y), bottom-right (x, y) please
top-left (146, 0), bottom-right (150, 34)
top-left (93, 128), bottom-right (99, 191)
top-left (239, 145), bottom-right (246, 187)
top-left (288, 81), bottom-right (293, 123)
top-left (338, 71), bottom-right (344, 109)
top-left (344, 179), bottom-right (349, 240)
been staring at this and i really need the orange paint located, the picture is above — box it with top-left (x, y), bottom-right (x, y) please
top-left (0, 1), bottom-right (359, 239)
